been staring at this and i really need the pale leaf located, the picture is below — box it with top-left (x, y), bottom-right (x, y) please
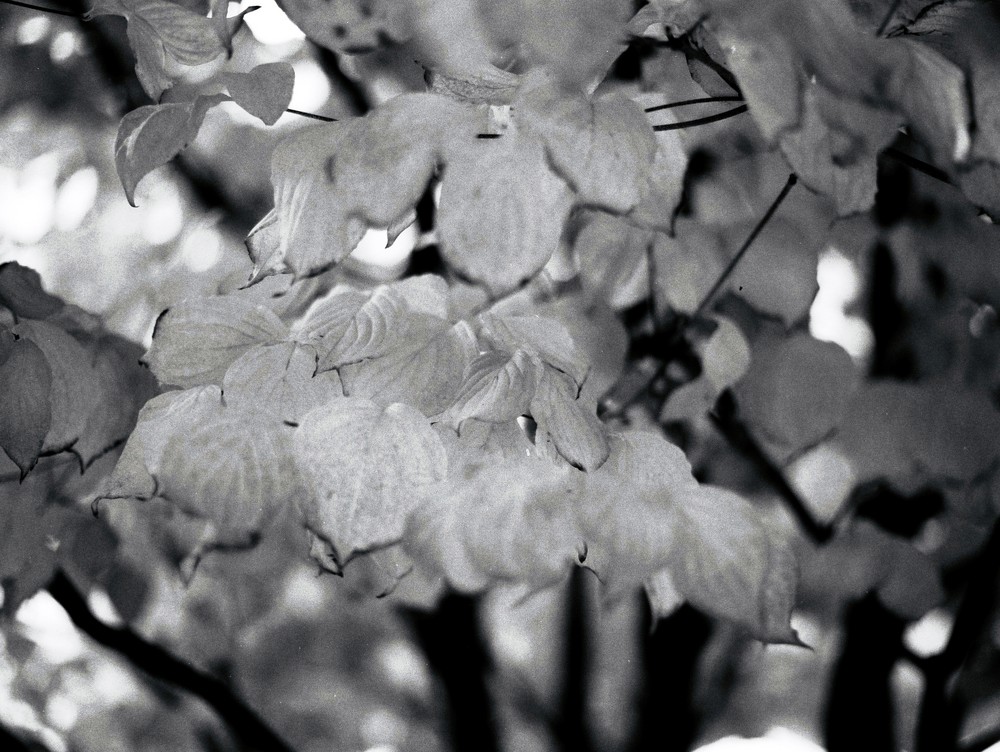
top-left (293, 399), bottom-right (448, 565)
top-left (530, 365), bottom-right (609, 472)
top-left (224, 62), bottom-right (294, 126)
top-left (445, 349), bottom-right (542, 426)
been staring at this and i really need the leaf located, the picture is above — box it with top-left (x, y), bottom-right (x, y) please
top-left (0, 262), bottom-right (64, 319)
top-left (74, 333), bottom-right (159, 468)
top-left (155, 399), bottom-right (301, 544)
top-left (734, 333), bottom-right (859, 463)
top-left (144, 295), bottom-right (289, 388)
top-left (445, 349), bottom-right (543, 426)
top-left (0, 331), bottom-right (52, 476)
top-left (12, 320), bottom-right (102, 456)
top-left (293, 399), bottom-right (448, 566)
top-left (580, 431), bottom-right (700, 588)
top-left (831, 382), bottom-right (1000, 485)
top-left (221, 342), bottom-right (342, 424)
top-left (87, 0), bottom-right (225, 100)
top-left (340, 319), bottom-right (477, 418)
top-left (572, 211), bottom-right (655, 310)
top-left (516, 74), bottom-right (656, 214)
top-left (115, 94), bottom-right (228, 206)
top-left (211, 0), bottom-right (258, 52)
top-left (266, 95), bottom-right (470, 279)
top-left (275, 0), bottom-right (410, 55)
top-left (438, 129), bottom-right (573, 295)
top-left (530, 365), bottom-right (609, 472)
top-left (478, 311), bottom-right (589, 387)
top-left (224, 62), bottom-right (294, 126)
top-left (405, 456), bottom-right (583, 592)
top-left (668, 485), bottom-right (801, 644)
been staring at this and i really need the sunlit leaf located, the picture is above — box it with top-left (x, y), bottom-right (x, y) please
top-left (144, 296), bottom-right (289, 388)
top-left (293, 399), bottom-right (448, 565)
top-left (531, 365), bottom-right (608, 472)
top-left (445, 349), bottom-right (543, 426)
top-left (478, 311), bottom-right (589, 387)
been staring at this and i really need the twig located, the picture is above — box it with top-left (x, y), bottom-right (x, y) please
top-left (644, 95), bottom-right (743, 113)
top-left (285, 108), bottom-right (337, 123)
top-left (46, 571), bottom-right (298, 752)
top-left (883, 147), bottom-right (953, 185)
top-left (709, 391), bottom-right (833, 544)
top-left (652, 104), bottom-right (749, 131)
top-left (0, 0), bottom-right (81, 17)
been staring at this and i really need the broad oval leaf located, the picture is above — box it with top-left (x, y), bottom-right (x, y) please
top-left (530, 365), bottom-right (609, 472)
top-left (293, 398), bottom-right (448, 565)
top-left (115, 94), bottom-right (228, 206)
top-left (668, 485), bottom-right (801, 644)
top-left (438, 130), bottom-right (573, 295)
top-left (406, 456), bottom-right (583, 592)
top-left (224, 62), bottom-right (295, 126)
top-left (516, 74), bottom-right (656, 213)
top-left (0, 331), bottom-right (52, 476)
top-left (478, 311), bottom-right (589, 387)
top-left (144, 296), bottom-right (289, 388)
top-left (0, 262), bottom-right (64, 319)
top-left (446, 349), bottom-right (542, 426)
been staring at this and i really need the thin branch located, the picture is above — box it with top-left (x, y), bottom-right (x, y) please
top-left (644, 95), bottom-right (744, 113)
top-left (46, 571), bottom-right (298, 752)
top-left (709, 391), bottom-right (833, 545)
top-left (285, 108), bottom-right (337, 123)
top-left (652, 104), bottom-right (749, 131)
top-left (876, 0), bottom-right (906, 36)
top-left (692, 172), bottom-right (798, 320)
top-left (883, 147), bottom-right (953, 185)
top-left (0, 0), bottom-right (82, 17)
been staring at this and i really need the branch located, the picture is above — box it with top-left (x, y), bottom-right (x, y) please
top-left (0, 0), bottom-right (81, 17)
top-left (652, 104), bottom-right (749, 131)
top-left (709, 391), bottom-right (833, 544)
top-left (883, 147), bottom-right (953, 185)
top-left (285, 108), bottom-right (337, 123)
top-left (644, 95), bottom-right (743, 113)
top-left (46, 571), bottom-right (298, 752)
top-left (554, 567), bottom-right (594, 752)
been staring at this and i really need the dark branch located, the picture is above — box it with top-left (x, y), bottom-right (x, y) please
top-left (883, 147), bottom-right (953, 185)
top-left (644, 95), bottom-right (743, 113)
top-left (555, 567), bottom-right (593, 752)
top-left (285, 108), bottom-right (337, 123)
top-left (0, 0), bottom-right (82, 17)
top-left (46, 571), bottom-right (298, 752)
top-left (652, 104), bottom-right (749, 131)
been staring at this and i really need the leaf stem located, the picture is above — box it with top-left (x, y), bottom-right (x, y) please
top-left (652, 104), bottom-right (748, 132)
top-left (285, 108), bottom-right (337, 123)
top-left (46, 571), bottom-right (298, 752)
top-left (644, 95), bottom-right (744, 113)
top-left (883, 147), bottom-right (953, 185)
top-left (0, 0), bottom-right (82, 17)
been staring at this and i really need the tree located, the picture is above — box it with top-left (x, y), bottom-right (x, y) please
top-left (1, 0), bottom-right (1000, 751)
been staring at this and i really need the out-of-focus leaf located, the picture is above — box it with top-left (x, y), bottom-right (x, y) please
top-left (224, 62), bottom-right (294, 126)
top-left (479, 311), bottom-right (589, 387)
top-left (572, 211), bottom-right (654, 310)
top-left (13, 320), bottom-right (102, 456)
top-left (293, 399), bottom-right (447, 566)
top-left (626, 128), bottom-right (689, 231)
top-left (222, 342), bottom-right (342, 424)
top-left (87, 0), bottom-right (226, 100)
top-left (516, 73), bottom-right (656, 214)
top-left (445, 349), bottom-right (542, 426)
top-left (668, 485), bottom-right (802, 644)
top-left (734, 333), bottom-right (859, 462)
top-left (438, 129), bottom-right (573, 295)
top-left (0, 330), bottom-right (51, 476)
top-left (531, 365), bottom-right (609, 472)
top-left (406, 456), bottom-right (583, 592)
top-left (0, 262), bottom-right (64, 319)
top-left (115, 94), bottom-right (228, 206)
top-left (144, 296), bottom-right (289, 388)
top-left (211, 0), bottom-right (258, 52)
top-left (341, 319), bottom-right (477, 418)
top-left (832, 382), bottom-right (1000, 485)
top-left (725, 217), bottom-right (821, 325)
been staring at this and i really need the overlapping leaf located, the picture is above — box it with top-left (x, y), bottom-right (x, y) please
top-left (88, 0), bottom-right (225, 100)
top-left (115, 94), bottom-right (229, 206)
top-left (293, 399), bottom-right (448, 567)
top-left (144, 295), bottom-right (289, 387)
top-left (405, 455), bottom-right (584, 592)
top-left (530, 365), bottom-right (609, 472)
top-left (444, 350), bottom-right (543, 427)
top-left (0, 330), bottom-right (51, 476)
top-left (0, 262), bottom-right (64, 319)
